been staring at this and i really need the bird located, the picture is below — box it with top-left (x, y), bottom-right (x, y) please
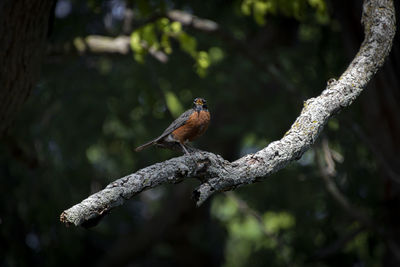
top-left (135, 97), bottom-right (210, 154)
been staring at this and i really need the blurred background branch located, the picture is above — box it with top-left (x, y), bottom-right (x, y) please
top-left (317, 137), bottom-right (373, 227)
top-left (47, 35), bottom-right (168, 62)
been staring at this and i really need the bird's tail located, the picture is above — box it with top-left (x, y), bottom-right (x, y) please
top-left (135, 140), bottom-right (156, 152)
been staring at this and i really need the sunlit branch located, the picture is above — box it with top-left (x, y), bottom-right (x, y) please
top-left (60, 0), bottom-right (396, 227)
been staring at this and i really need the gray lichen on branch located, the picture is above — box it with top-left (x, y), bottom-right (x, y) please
top-left (60, 0), bottom-right (396, 227)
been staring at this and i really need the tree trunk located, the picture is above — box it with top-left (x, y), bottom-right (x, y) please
top-left (0, 0), bottom-right (54, 136)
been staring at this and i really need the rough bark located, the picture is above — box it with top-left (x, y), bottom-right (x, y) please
top-left (0, 0), bottom-right (54, 136)
top-left (60, 0), bottom-right (396, 227)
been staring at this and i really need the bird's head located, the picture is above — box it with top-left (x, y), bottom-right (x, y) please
top-left (193, 97), bottom-right (207, 111)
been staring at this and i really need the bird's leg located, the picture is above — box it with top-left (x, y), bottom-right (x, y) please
top-left (184, 144), bottom-right (200, 153)
top-left (179, 142), bottom-right (190, 155)
top-left (180, 143), bottom-right (197, 165)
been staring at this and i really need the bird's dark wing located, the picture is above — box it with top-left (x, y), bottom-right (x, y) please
top-left (135, 108), bottom-right (194, 152)
top-left (157, 108), bottom-right (194, 140)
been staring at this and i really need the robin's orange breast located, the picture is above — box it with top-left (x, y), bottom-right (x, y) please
top-left (172, 110), bottom-right (210, 143)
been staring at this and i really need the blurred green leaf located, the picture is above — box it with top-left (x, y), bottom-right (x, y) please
top-left (263, 211), bottom-right (295, 233)
top-left (178, 32), bottom-right (198, 57)
top-left (211, 195), bottom-right (239, 222)
top-left (328, 118), bottom-right (340, 131)
top-left (164, 91), bottom-right (184, 118)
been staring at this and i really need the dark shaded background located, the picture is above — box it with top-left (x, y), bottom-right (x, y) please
top-left (1, 0), bottom-right (399, 266)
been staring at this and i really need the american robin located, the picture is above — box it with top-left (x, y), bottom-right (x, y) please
top-left (135, 97), bottom-right (210, 154)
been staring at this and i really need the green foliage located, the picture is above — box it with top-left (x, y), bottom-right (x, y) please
top-left (328, 118), bottom-right (339, 131)
top-left (164, 90), bottom-right (184, 117)
top-left (129, 18), bottom-right (216, 76)
top-left (212, 196), bottom-right (296, 266)
top-left (241, 0), bottom-right (329, 24)
top-left (263, 211), bottom-right (295, 233)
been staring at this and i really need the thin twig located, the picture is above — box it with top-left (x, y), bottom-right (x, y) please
top-left (318, 137), bottom-right (373, 227)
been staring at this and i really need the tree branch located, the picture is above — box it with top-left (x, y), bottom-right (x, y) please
top-left (60, 0), bottom-right (396, 227)
top-left (47, 35), bottom-right (168, 63)
top-left (318, 138), bottom-right (373, 227)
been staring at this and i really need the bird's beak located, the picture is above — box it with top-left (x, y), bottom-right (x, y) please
top-left (195, 99), bottom-right (203, 105)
